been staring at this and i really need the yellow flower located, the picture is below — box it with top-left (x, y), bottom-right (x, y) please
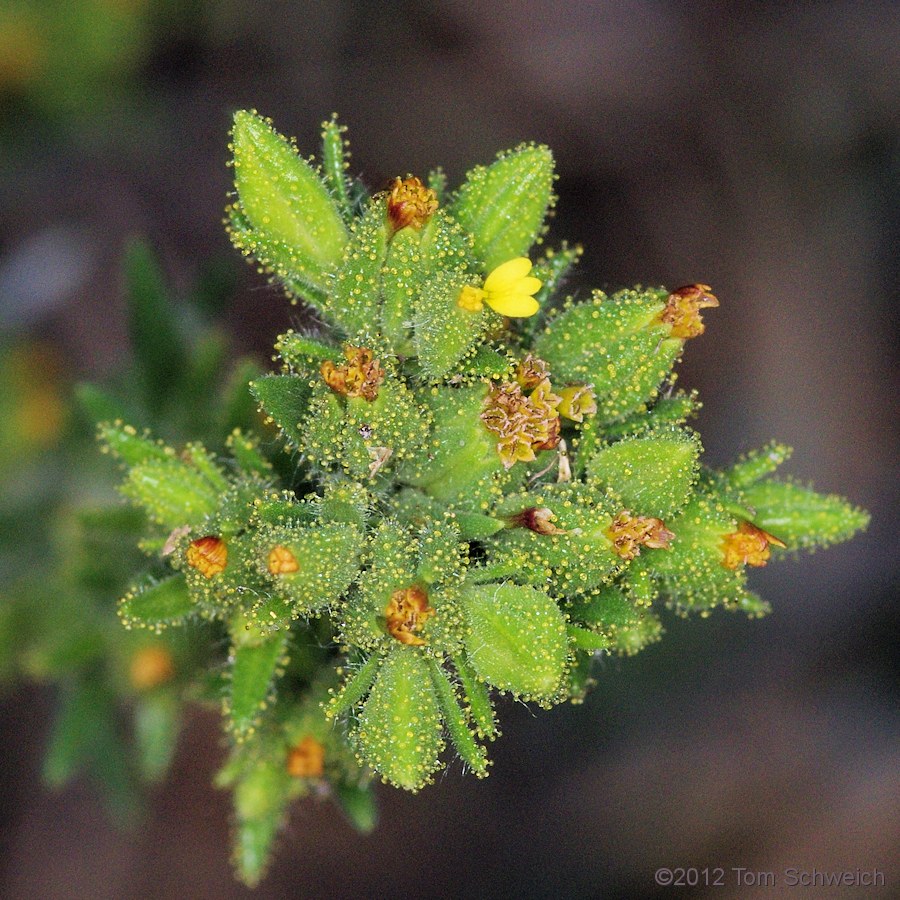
top-left (457, 257), bottom-right (542, 317)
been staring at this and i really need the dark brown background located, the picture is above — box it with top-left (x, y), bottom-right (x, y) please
top-left (1, 2), bottom-right (897, 897)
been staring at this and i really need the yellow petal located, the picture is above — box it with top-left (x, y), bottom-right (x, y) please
top-left (518, 276), bottom-right (542, 296)
top-left (483, 257), bottom-right (532, 292)
top-left (486, 291), bottom-right (540, 317)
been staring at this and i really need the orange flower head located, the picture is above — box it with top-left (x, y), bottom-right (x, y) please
top-left (606, 511), bottom-right (675, 561)
top-left (387, 176), bottom-right (438, 232)
top-left (320, 346), bottom-right (385, 401)
top-left (129, 645), bottom-right (175, 691)
top-left (721, 521), bottom-right (786, 569)
top-left (268, 545), bottom-right (299, 575)
top-left (186, 535), bottom-right (228, 578)
top-left (385, 586), bottom-right (434, 646)
top-left (658, 284), bottom-right (719, 339)
top-left (287, 735), bottom-right (326, 778)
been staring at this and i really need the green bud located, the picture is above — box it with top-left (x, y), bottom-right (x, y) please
top-left (229, 110), bottom-right (347, 307)
top-left (353, 647), bottom-right (444, 791)
top-left (450, 143), bottom-right (555, 270)
top-left (459, 583), bottom-right (568, 702)
top-left (585, 427), bottom-right (701, 518)
top-left (535, 288), bottom-right (681, 422)
top-left (739, 479), bottom-right (869, 549)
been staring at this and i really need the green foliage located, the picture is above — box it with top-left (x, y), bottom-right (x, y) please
top-left (1, 116), bottom-right (868, 888)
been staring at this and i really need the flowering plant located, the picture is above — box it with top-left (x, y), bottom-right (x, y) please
top-left (98, 112), bottom-right (867, 885)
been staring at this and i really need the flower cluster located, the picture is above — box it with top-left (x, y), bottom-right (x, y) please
top-left (98, 112), bottom-right (868, 887)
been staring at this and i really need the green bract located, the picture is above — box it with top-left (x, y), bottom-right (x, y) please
top-left (96, 113), bottom-right (868, 885)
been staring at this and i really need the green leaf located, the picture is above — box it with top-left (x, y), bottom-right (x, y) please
top-left (428, 660), bottom-right (488, 777)
top-left (123, 240), bottom-right (188, 412)
top-left (451, 143), bottom-right (555, 270)
top-left (459, 583), bottom-right (568, 701)
top-left (227, 633), bottom-right (289, 740)
top-left (119, 575), bottom-right (194, 629)
top-left (250, 374), bottom-right (311, 444)
top-left (232, 758), bottom-right (292, 887)
top-left (586, 428), bottom-right (701, 518)
top-left (726, 442), bottom-right (793, 489)
top-left (98, 421), bottom-right (170, 466)
top-left (740, 479), bottom-right (869, 550)
top-left (334, 781), bottom-right (378, 833)
top-left (320, 114), bottom-right (354, 227)
top-left (229, 110), bottom-right (348, 304)
top-left (535, 288), bottom-right (681, 422)
top-left (354, 647), bottom-right (443, 791)
top-left (134, 692), bottom-right (180, 783)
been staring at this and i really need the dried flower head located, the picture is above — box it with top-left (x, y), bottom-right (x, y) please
top-left (658, 284), bottom-right (719, 339)
top-left (721, 521), bottom-right (786, 569)
top-left (321, 346), bottom-right (385, 401)
top-left (606, 511), bottom-right (674, 561)
top-left (516, 354), bottom-right (552, 391)
top-left (481, 378), bottom-right (562, 468)
top-left (508, 506), bottom-right (568, 535)
top-left (384, 586), bottom-right (434, 646)
top-left (387, 176), bottom-right (438, 232)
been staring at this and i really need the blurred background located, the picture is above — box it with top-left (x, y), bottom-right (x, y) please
top-left (0, 1), bottom-right (896, 897)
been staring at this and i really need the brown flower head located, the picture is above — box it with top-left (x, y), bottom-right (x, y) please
top-left (658, 284), bottom-right (719, 339)
top-left (606, 511), bottom-right (674, 561)
top-left (385, 586), bottom-right (434, 646)
top-left (721, 521), bottom-right (786, 569)
top-left (287, 736), bottom-right (326, 778)
top-left (387, 176), bottom-right (438, 232)
top-left (320, 346), bottom-right (385, 401)
top-left (186, 535), bottom-right (228, 578)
